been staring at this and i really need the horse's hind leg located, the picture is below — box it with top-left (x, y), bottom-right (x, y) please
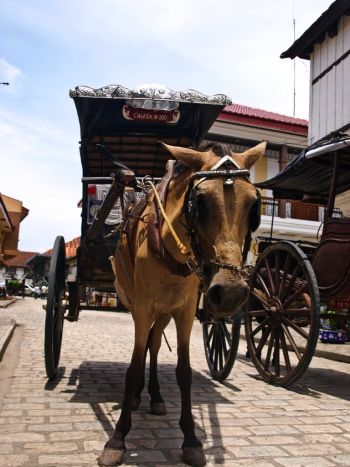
top-left (98, 320), bottom-right (151, 467)
top-left (174, 313), bottom-right (206, 467)
top-left (148, 314), bottom-right (171, 415)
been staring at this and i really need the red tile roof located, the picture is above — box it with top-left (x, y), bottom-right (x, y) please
top-left (5, 251), bottom-right (38, 268)
top-left (219, 104), bottom-right (308, 135)
top-left (45, 236), bottom-right (80, 259)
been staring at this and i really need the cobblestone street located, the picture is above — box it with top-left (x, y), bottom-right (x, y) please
top-left (0, 298), bottom-right (350, 466)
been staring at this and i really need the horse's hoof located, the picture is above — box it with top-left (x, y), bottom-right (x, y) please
top-left (150, 401), bottom-right (167, 415)
top-left (182, 446), bottom-right (206, 466)
top-left (97, 447), bottom-right (125, 466)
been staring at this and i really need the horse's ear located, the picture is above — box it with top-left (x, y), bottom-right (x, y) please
top-left (234, 141), bottom-right (267, 169)
top-left (159, 142), bottom-right (203, 169)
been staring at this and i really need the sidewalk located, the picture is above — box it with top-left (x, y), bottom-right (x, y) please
top-left (0, 299), bottom-right (17, 360)
top-left (0, 320), bottom-right (16, 361)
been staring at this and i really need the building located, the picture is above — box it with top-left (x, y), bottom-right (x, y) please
top-left (280, 0), bottom-right (350, 215)
top-left (207, 104), bottom-right (327, 257)
top-left (0, 193), bottom-right (38, 284)
top-left (27, 236), bottom-right (80, 283)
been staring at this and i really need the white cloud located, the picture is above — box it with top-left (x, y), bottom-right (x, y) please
top-left (0, 58), bottom-right (23, 92)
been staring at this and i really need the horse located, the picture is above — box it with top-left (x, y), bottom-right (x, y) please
top-left (98, 140), bottom-right (267, 467)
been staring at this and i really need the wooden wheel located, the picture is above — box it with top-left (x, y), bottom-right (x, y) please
top-left (45, 236), bottom-right (66, 379)
top-left (244, 241), bottom-right (320, 387)
top-left (202, 300), bottom-right (241, 382)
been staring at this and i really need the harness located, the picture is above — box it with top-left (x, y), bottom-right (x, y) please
top-left (148, 155), bottom-right (261, 281)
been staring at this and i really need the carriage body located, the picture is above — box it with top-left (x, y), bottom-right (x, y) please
top-left (44, 84), bottom-right (229, 379)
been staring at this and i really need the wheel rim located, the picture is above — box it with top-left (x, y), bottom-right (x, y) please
top-left (244, 242), bottom-right (320, 386)
top-left (203, 310), bottom-right (241, 382)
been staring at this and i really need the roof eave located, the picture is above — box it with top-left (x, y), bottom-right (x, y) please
top-left (280, 0), bottom-right (350, 60)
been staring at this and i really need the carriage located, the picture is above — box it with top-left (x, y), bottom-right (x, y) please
top-left (44, 84), bottom-right (231, 379)
top-left (203, 132), bottom-right (350, 386)
top-left (44, 85), bottom-right (350, 391)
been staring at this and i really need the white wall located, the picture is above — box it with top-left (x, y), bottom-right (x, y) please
top-left (309, 15), bottom-right (350, 143)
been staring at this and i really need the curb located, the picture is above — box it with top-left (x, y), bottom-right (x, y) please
top-left (0, 320), bottom-right (16, 361)
top-left (314, 347), bottom-right (350, 364)
top-left (0, 299), bottom-right (16, 309)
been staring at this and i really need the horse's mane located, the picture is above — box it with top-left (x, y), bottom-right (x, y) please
top-left (172, 142), bottom-right (231, 175)
top-left (197, 142), bottom-right (231, 157)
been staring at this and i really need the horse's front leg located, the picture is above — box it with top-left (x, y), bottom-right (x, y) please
top-left (174, 314), bottom-right (206, 467)
top-left (98, 320), bottom-right (151, 467)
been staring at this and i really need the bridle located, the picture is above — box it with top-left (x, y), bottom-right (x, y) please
top-left (183, 155), bottom-right (260, 283)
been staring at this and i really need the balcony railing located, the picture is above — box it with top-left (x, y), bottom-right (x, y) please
top-left (261, 197), bottom-right (342, 222)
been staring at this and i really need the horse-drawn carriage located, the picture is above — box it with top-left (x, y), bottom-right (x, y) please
top-left (44, 84), bottom-right (232, 379)
top-left (44, 84), bottom-right (350, 466)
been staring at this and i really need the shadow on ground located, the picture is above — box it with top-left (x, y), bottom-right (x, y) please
top-left (237, 350), bottom-right (350, 402)
top-left (48, 360), bottom-right (241, 465)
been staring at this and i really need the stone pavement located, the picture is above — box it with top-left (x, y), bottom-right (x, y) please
top-left (0, 298), bottom-right (350, 466)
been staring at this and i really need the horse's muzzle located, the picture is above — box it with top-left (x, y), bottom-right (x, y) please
top-left (206, 273), bottom-right (249, 314)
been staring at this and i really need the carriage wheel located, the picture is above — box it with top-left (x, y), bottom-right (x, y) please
top-left (45, 236), bottom-right (66, 379)
top-left (202, 304), bottom-right (241, 382)
top-left (244, 241), bottom-right (320, 387)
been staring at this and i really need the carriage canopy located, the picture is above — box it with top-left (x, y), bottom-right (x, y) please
top-left (70, 84), bottom-right (231, 179)
top-left (257, 134), bottom-right (350, 200)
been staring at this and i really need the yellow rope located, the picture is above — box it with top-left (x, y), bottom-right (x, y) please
top-left (148, 181), bottom-right (189, 257)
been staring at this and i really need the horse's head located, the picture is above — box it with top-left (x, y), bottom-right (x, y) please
top-left (162, 141), bottom-right (266, 317)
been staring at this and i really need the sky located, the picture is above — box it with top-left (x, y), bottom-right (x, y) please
top-left (0, 0), bottom-right (332, 253)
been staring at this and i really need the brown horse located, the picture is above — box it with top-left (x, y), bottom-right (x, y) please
top-left (98, 141), bottom-right (266, 467)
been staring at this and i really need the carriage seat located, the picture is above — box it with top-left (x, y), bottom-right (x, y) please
top-left (312, 217), bottom-right (350, 301)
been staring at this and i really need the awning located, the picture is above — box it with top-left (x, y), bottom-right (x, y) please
top-left (257, 135), bottom-right (350, 199)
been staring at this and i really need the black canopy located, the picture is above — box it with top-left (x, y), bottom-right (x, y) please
top-left (70, 85), bottom-right (230, 178)
top-left (257, 135), bottom-right (350, 200)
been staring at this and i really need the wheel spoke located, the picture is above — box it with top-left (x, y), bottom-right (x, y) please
top-left (282, 316), bottom-right (309, 340)
top-left (251, 317), bottom-right (269, 336)
top-left (264, 327), bottom-right (275, 371)
top-left (278, 253), bottom-right (292, 297)
top-left (273, 327), bottom-right (280, 376)
top-left (206, 324), bottom-right (214, 346)
top-left (254, 323), bottom-right (272, 357)
top-left (274, 251), bottom-right (280, 293)
top-left (280, 331), bottom-right (292, 373)
top-left (219, 321), bottom-right (230, 352)
top-left (283, 282), bottom-right (308, 309)
top-left (263, 258), bottom-right (276, 296)
top-left (282, 308), bottom-right (310, 316)
top-left (256, 273), bottom-right (272, 300)
top-left (280, 264), bottom-right (301, 301)
top-left (251, 289), bottom-right (270, 309)
top-left (248, 309), bottom-right (268, 317)
top-left (281, 323), bottom-right (302, 360)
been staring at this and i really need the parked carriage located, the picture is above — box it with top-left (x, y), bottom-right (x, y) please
top-left (45, 85), bottom-right (350, 393)
top-left (202, 133), bottom-right (350, 386)
top-left (44, 85), bottom-right (231, 379)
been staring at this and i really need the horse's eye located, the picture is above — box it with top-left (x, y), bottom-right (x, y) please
top-left (196, 192), bottom-right (206, 210)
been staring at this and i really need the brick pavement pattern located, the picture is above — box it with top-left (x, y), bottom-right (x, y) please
top-left (0, 298), bottom-right (350, 466)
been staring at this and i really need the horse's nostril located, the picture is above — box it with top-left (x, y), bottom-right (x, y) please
top-left (207, 281), bottom-right (250, 312)
top-left (207, 284), bottom-right (222, 308)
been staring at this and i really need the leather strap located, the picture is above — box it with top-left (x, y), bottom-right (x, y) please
top-left (147, 160), bottom-right (192, 276)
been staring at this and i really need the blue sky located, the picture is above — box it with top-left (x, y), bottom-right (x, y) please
top-left (1, 0), bottom-right (331, 252)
